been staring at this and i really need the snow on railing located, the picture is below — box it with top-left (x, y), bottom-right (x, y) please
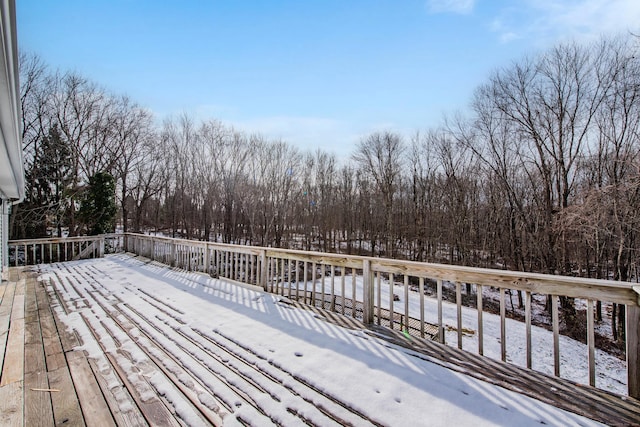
top-left (8, 232), bottom-right (640, 399)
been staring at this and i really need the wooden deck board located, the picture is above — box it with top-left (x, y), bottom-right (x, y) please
top-left (0, 282), bottom-right (7, 303)
top-left (66, 350), bottom-right (116, 427)
top-left (10, 280), bottom-right (25, 321)
top-left (105, 351), bottom-right (182, 427)
top-left (0, 381), bottom-right (23, 426)
top-left (0, 281), bottom-right (16, 375)
top-left (87, 357), bottom-right (148, 427)
top-left (23, 274), bottom-right (55, 426)
top-left (48, 366), bottom-right (85, 427)
top-left (24, 370), bottom-right (54, 427)
top-left (0, 316), bottom-right (24, 386)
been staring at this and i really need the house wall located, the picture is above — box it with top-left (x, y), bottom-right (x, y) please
top-left (0, 199), bottom-right (4, 271)
top-left (0, 199), bottom-right (9, 272)
top-left (0, 0), bottom-right (22, 273)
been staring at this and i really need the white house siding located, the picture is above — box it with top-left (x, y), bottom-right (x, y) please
top-left (0, 0), bottom-right (22, 273)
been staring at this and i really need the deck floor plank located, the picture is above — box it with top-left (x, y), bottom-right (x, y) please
top-left (48, 365), bottom-right (85, 427)
top-left (24, 370), bottom-right (54, 427)
top-left (36, 282), bottom-right (67, 373)
top-left (47, 285), bottom-right (81, 353)
top-left (0, 381), bottom-right (23, 427)
top-left (66, 350), bottom-right (116, 427)
top-left (0, 282), bottom-right (7, 306)
top-left (1, 314), bottom-right (24, 386)
top-left (1, 279), bottom-right (25, 386)
top-left (24, 275), bottom-right (56, 427)
top-left (104, 351), bottom-right (182, 427)
top-left (87, 357), bottom-right (148, 427)
top-left (0, 281), bottom-right (15, 377)
top-left (10, 279), bottom-right (25, 321)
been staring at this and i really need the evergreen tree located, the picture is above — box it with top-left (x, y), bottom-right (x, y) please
top-left (79, 172), bottom-right (117, 235)
top-left (41, 125), bottom-right (73, 237)
top-left (12, 125), bottom-right (72, 238)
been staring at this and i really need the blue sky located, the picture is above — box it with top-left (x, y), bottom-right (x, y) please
top-left (16, 0), bottom-right (640, 158)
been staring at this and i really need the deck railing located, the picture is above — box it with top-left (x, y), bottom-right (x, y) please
top-left (7, 234), bottom-right (125, 265)
top-left (9, 232), bottom-right (640, 399)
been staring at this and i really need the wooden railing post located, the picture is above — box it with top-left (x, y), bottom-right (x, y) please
top-left (150, 237), bottom-right (155, 261)
top-left (170, 242), bottom-right (176, 267)
top-left (259, 250), bottom-right (267, 290)
top-left (204, 243), bottom-right (210, 275)
top-left (362, 259), bottom-right (374, 325)
top-left (628, 297), bottom-right (640, 399)
top-left (99, 237), bottom-right (105, 258)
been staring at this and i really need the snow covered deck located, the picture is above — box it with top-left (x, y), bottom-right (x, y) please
top-left (1, 254), bottom-right (638, 426)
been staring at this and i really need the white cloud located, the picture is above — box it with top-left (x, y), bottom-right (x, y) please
top-left (491, 0), bottom-right (640, 45)
top-left (532, 0), bottom-right (640, 40)
top-left (427, 0), bottom-right (475, 14)
top-left (490, 17), bottom-right (521, 43)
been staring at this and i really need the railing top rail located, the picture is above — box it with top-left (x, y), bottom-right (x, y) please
top-left (125, 232), bottom-right (639, 305)
top-left (8, 235), bottom-right (105, 244)
top-left (24, 232), bottom-right (637, 306)
top-left (259, 246), bottom-right (639, 306)
top-left (128, 233), bottom-right (264, 255)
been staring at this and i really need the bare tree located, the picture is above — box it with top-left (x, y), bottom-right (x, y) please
top-left (353, 131), bottom-right (405, 256)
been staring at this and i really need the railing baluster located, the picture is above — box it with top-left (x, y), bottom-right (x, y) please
top-left (362, 260), bottom-right (374, 324)
top-left (351, 271), bottom-right (357, 318)
top-left (588, 299), bottom-right (595, 387)
top-left (340, 266), bottom-right (345, 316)
top-left (404, 275), bottom-right (409, 334)
top-left (456, 281), bottom-right (462, 349)
top-left (389, 273), bottom-right (394, 329)
top-left (419, 277), bottom-right (425, 338)
top-left (320, 264), bottom-right (326, 308)
top-left (250, 253), bottom-right (255, 285)
top-left (628, 303), bottom-right (640, 399)
top-left (287, 259), bottom-right (293, 298)
top-left (526, 291), bottom-right (532, 369)
top-left (204, 243), bottom-right (210, 275)
top-left (500, 288), bottom-right (506, 362)
top-left (552, 295), bottom-right (560, 377)
top-left (477, 284), bottom-right (483, 356)
top-left (302, 262), bottom-right (308, 304)
top-left (311, 262), bottom-right (317, 305)
top-left (376, 272), bottom-right (381, 326)
top-left (277, 257), bottom-right (282, 293)
top-left (265, 257), bottom-right (272, 292)
top-left (295, 261), bottom-right (301, 301)
top-left (330, 267), bottom-right (336, 312)
top-left (437, 279), bottom-right (444, 344)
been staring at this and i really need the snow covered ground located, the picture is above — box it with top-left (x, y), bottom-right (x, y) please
top-left (40, 254), bottom-right (607, 426)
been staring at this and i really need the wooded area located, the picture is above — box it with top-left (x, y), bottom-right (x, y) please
top-left (12, 33), bottom-right (640, 298)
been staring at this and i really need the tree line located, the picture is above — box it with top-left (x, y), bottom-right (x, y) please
top-left (13, 34), bottom-right (640, 296)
